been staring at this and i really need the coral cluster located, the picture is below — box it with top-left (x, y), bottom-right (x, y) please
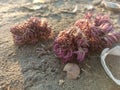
top-left (10, 17), bottom-right (51, 45)
top-left (53, 26), bottom-right (89, 63)
top-left (54, 13), bottom-right (120, 63)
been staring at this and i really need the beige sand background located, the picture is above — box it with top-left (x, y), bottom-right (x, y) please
top-left (0, 0), bottom-right (120, 90)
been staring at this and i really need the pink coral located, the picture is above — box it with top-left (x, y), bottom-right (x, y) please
top-left (10, 17), bottom-right (51, 45)
top-left (54, 13), bottom-right (120, 63)
top-left (53, 26), bottom-right (88, 63)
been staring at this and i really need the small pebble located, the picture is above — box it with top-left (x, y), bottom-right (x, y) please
top-left (63, 63), bottom-right (80, 80)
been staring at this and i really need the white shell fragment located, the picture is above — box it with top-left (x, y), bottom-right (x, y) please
top-left (63, 63), bottom-right (80, 79)
top-left (101, 46), bottom-right (120, 85)
top-left (101, 0), bottom-right (120, 12)
top-left (85, 5), bottom-right (94, 10)
top-left (23, 4), bottom-right (45, 10)
top-left (33, 0), bottom-right (46, 3)
top-left (72, 5), bottom-right (78, 13)
top-left (58, 80), bottom-right (65, 85)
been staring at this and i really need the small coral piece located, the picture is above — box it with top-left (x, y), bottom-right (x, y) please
top-left (54, 13), bottom-right (120, 63)
top-left (10, 17), bottom-right (51, 45)
top-left (53, 26), bottom-right (89, 63)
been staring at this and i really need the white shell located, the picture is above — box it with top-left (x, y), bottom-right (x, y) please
top-left (101, 46), bottom-right (120, 85)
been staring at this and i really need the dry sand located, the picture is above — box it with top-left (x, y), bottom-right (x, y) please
top-left (0, 0), bottom-right (120, 90)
